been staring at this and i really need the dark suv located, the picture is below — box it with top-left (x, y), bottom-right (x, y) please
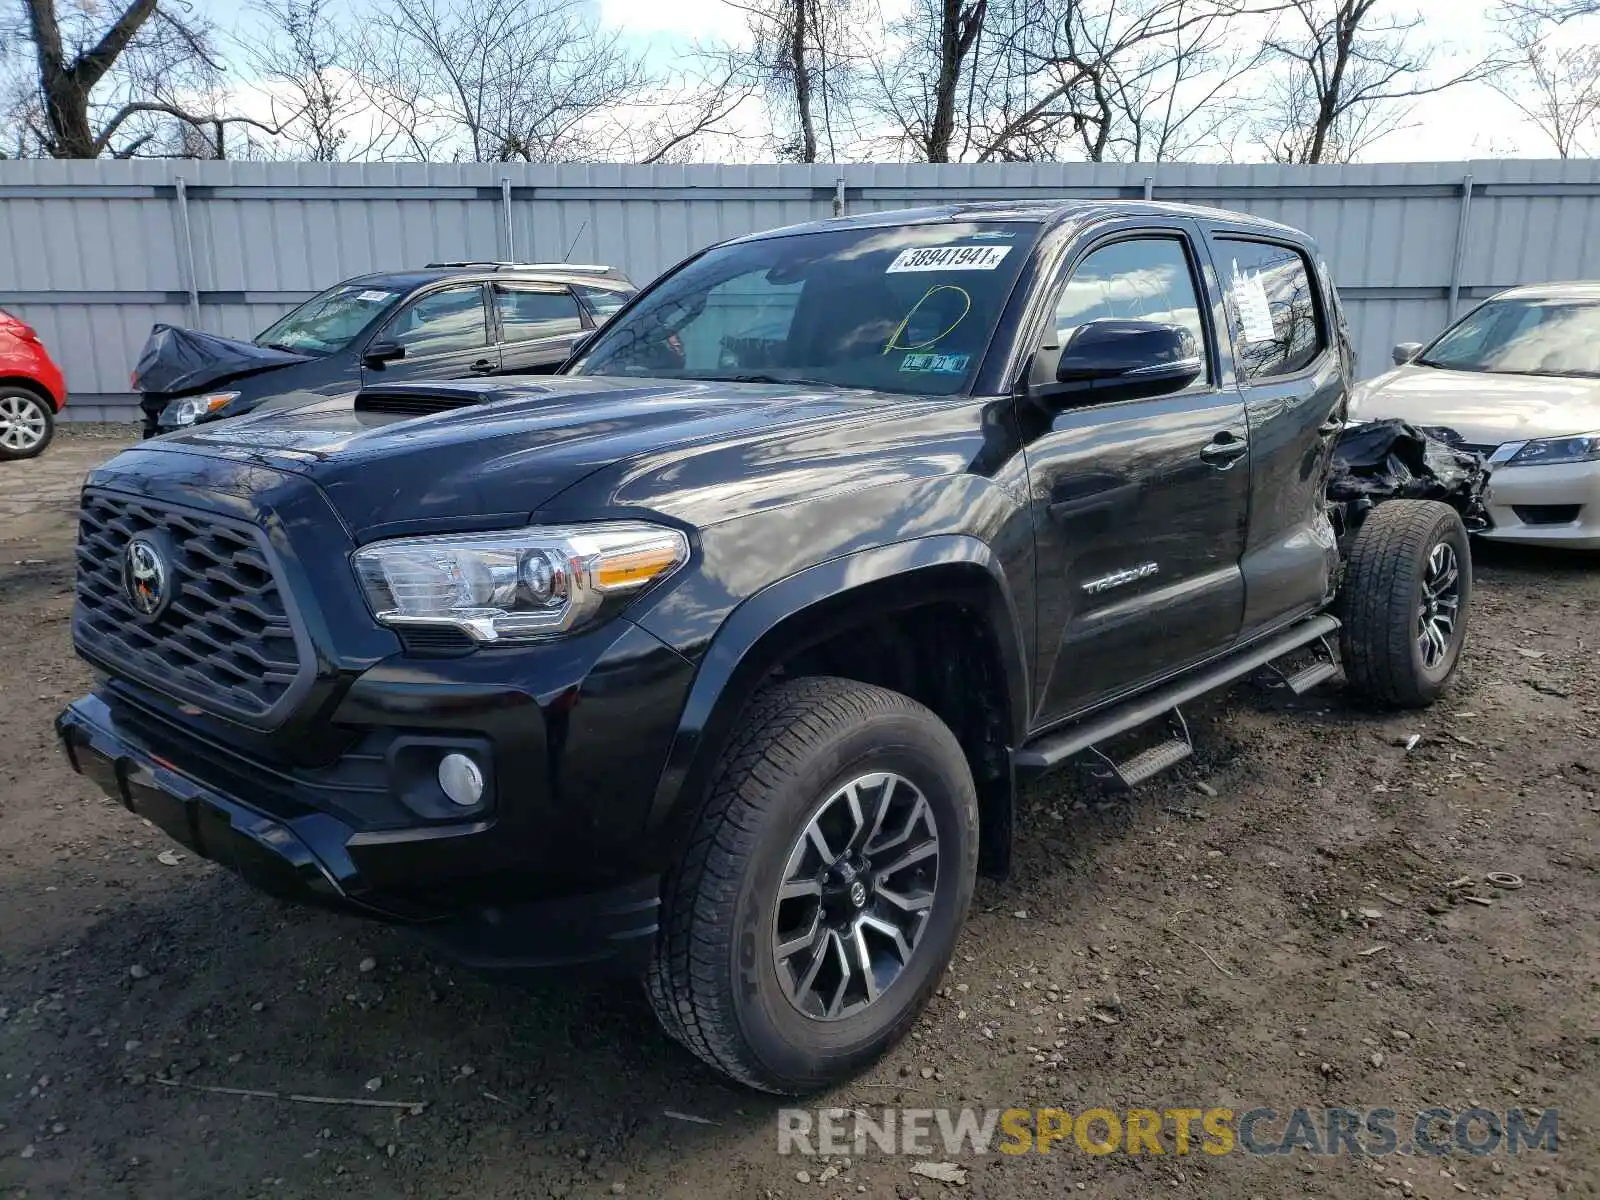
top-left (136, 262), bottom-right (635, 435)
top-left (59, 202), bottom-right (1472, 1094)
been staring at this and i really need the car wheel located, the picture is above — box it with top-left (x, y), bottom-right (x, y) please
top-left (0, 388), bottom-right (54, 460)
top-left (646, 676), bottom-right (978, 1093)
top-left (1339, 499), bottom-right (1471, 708)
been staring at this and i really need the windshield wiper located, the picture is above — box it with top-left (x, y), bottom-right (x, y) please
top-left (261, 341), bottom-right (309, 355)
top-left (698, 372), bottom-right (842, 388)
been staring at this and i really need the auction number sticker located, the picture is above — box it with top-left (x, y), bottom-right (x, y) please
top-left (355, 289), bottom-right (394, 303)
top-left (886, 245), bottom-right (1012, 273)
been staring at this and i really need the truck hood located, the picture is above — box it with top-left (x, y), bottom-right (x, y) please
top-left (137, 376), bottom-right (910, 539)
top-left (1353, 363), bottom-right (1600, 446)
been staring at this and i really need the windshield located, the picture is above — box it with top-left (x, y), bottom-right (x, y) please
top-left (256, 283), bottom-right (404, 355)
top-left (568, 221), bottom-right (1040, 395)
top-left (1417, 297), bottom-right (1600, 377)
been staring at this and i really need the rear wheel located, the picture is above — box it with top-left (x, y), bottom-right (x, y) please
top-left (647, 676), bottom-right (978, 1093)
top-left (1339, 499), bottom-right (1471, 708)
top-left (0, 388), bottom-right (53, 460)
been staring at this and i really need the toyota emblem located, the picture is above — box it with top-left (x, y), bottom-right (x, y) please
top-left (123, 535), bottom-right (171, 618)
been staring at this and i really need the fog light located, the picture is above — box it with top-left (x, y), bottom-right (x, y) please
top-left (438, 753), bottom-right (485, 807)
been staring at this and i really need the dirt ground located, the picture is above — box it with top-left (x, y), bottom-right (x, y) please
top-left (1, 430), bottom-right (1596, 1200)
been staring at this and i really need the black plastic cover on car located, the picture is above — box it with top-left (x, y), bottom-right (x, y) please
top-left (132, 324), bottom-right (312, 397)
top-left (1329, 418), bottom-right (1490, 527)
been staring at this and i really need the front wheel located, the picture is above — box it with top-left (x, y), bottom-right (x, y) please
top-left (647, 676), bottom-right (978, 1093)
top-left (0, 388), bottom-right (54, 460)
top-left (1339, 499), bottom-right (1471, 708)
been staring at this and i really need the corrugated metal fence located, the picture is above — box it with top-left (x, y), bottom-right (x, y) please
top-left (4, 158), bottom-right (1600, 420)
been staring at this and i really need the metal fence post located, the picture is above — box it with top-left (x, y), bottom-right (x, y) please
top-left (1143, 176), bottom-right (1154, 200)
top-left (501, 177), bottom-right (515, 261)
top-left (833, 176), bottom-right (846, 217)
top-left (173, 177), bottom-right (201, 328)
top-left (1447, 174), bottom-right (1475, 320)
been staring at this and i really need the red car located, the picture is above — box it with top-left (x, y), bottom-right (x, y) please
top-left (0, 308), bottom-right (66, 459)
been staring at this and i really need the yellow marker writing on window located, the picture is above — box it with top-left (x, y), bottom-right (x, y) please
top-left (883, 285), bottom-right (973, 354)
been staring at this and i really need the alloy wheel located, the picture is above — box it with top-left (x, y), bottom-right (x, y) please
top-left (0, 395), bottom-right (47, 453)
top-left (1417, 541), bottom-right (1462, 670)
top-left (771, 771), bottom-right (940, 1021)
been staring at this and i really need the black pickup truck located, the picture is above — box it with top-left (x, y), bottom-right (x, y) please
top-left (57, 201), bottom-right (1471, 1094)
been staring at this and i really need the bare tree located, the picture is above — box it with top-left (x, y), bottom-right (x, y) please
top-left (1491, 5), bottom-right (1600, 157)
top-left (1502, 0), bottom-right (1597, 17)
top-left (609, 51), bottom-right (764, 164)
top-left (9, 0), bottom-right (282, 157)
top-left (1255, 0), bottom-right (1492, 164)
top-left (733, 0), bottom-right (864, 160)
top-left (356, 0), bottom-right (681, 162)
top-left (864, 0), bottom-right (988, 161)
top-left (1096, 0), bottom-right (1277, 161)
top-left (966, 0), bottom-right (1266, 163)
top-left (242, 0), bottom-right (358, 161)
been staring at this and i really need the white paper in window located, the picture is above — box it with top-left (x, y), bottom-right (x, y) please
top-left (1231, 263), bottom-right (1275, 343)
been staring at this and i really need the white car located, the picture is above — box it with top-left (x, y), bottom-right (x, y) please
top-left (1351, 282), bottom-right (1600, 549)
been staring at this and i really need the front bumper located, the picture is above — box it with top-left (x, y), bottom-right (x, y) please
top-left (57, 694), bottom-right (662, 969)
top-left (1480, 458), bottom-right (1600, 549)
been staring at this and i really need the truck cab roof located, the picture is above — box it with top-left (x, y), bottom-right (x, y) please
top-left (730, 199), bottom-right (1313, 248)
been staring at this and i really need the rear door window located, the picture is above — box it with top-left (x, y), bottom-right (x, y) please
top-left (1216, 239), bottom-right (1326, 381)
top-left (494, 286), bottom-right (584, 343)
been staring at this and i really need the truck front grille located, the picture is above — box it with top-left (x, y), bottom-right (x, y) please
top-left (73, 489), bottom-right (310, 727)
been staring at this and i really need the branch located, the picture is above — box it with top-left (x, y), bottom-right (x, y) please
top-left (73, 0), bottom-right (160, 91)
top-left (22, 0), bottom-right (67, 72)
top-left (637, 79), bottom-right (758, 164)
top-left (95, 101), bottom-right (290, 156)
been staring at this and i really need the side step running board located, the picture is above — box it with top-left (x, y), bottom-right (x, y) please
top-left (1281, 659), bottom-right (1339, 695)
top-left (1013, 614), bottom-right (1341, 777)
top-left (1257, 629), bottom-right (1339, 696)
top-left (1084, 709), bottom-right (1193, 790)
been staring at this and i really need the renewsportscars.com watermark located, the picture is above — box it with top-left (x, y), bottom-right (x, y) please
top-left (777, 1106), bottom-right (1559, 1158)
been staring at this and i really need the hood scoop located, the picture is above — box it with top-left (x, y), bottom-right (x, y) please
top-left (355, 381), bottom-right (552, 416)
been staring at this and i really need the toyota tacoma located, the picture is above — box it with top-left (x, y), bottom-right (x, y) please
top-left (58, 201), bottom-right (1472, 1094)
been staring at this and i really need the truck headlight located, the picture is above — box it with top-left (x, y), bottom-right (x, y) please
top-left (165, 391), bottom-right (240, 426)
top-left (1506, 432), bottom-right (1600, 467)
top-left (352, 522), bottom-right (689, 642)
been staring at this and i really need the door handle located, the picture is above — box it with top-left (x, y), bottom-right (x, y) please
top-left (1200, 432), bottom-right (1248, 469)
top-left (468, 358), bottom-right (496, 375)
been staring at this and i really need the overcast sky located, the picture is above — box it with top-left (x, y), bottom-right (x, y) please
top-left (213, 0), bottom-right (1577, 163)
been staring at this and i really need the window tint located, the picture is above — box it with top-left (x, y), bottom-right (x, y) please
top-left (576, 284), bottom-right (634, 320)
top-left (1053, 237), bottom-right (1208, 377)
top-left (495, 286), bottom-right (583, 342)
top-left (384, 286), bottom-right (487, 356)
top-left (1217, 240), bottom-right (1324, 381)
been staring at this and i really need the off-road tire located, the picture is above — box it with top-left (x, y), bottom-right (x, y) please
top-left (1339, 499), bottom-right (1471, 708)
top-left (646, 676), bottom-right (978, 1094)
top-left (0, 387), bottom-right (54, 460)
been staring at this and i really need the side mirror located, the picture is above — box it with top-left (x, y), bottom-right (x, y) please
top-left (363, 340), bottom-right (405, 369)
top-left (1392, 341), bottom-right (1424, 365)
top-left (1036, 319), bottom-right (1202, 406)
